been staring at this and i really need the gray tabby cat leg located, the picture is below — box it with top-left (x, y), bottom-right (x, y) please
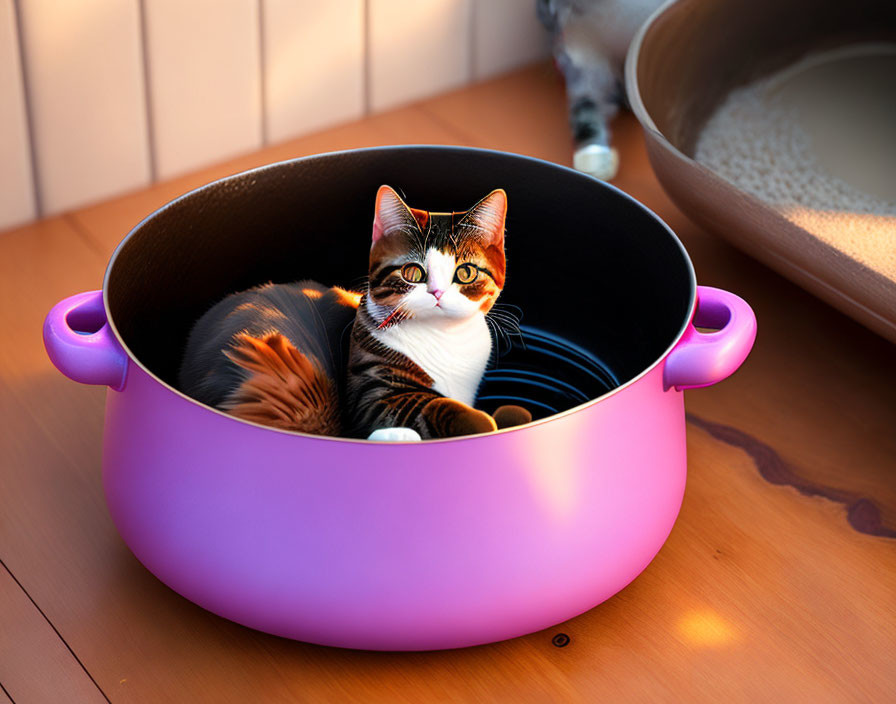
top-left (556, 48), bottom-right (620, 180)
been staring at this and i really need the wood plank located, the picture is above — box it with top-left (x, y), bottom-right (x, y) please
top-left (0, 0), bottom-right (36, 230)
top-left (419, 62), bottom-right (572, 163)
top-left (0, 559), bottom-right (106, 704)
top-left (368, 0), bottom-right (472, 112)
top-left (16, 0), bottom-right (150, 214)
top-left (2, 64), bottom-right (894, 702)
top-left (472, 0), bottom-right (550, 80)
top-left (142, 0), bottom-right (262, 180)
top-left (262, 0), bottom-right (364, 144)
top-left (0, 217), bottom-right (106, 381)
top-left (543, 422), bottom-right (896, 702)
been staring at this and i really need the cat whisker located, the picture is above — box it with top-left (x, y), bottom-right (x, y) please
top-left (485, 313), bottom-right (514, 354)
top-left (486, 305), bottom-right (525, 353)
top-left (488, 310), bottom-right (521, 327)
top-left (485, 316), bottom-right (509, 357)
top-left (491, 301), bottom-right (524, 319)
top-left (487, 311), bottom-right (522, 333)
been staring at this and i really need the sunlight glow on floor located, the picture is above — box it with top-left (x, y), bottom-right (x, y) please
top-left (677, 609), bottom-right (738, 647)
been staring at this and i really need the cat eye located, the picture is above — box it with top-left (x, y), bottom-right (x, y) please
top-left (454, 263), bottom-right (478, 284)
top-left (401, 263), bottom-right (426, 283)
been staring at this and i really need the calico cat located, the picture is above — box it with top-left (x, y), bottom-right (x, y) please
top-left (178, 186), bottom-right (527, 440)
top-left (345, 185), bottom-right (508, 439)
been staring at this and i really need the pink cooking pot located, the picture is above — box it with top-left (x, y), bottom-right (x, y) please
top-left (43, 146), bottom-right (756, 650)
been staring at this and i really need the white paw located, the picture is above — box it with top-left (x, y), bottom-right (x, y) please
top-left (367, 427), bottom-right (422, 442)
top-left (573, 143), bottom-right (619, 181)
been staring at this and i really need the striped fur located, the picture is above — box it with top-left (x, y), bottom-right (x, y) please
top-left (221, 331), bottom-right (342, 434)
top-left (345, 186), bottom-right (507, 439)
top-left (346, 300), bottom-right (497, 438)
top-left (178, 280), bottom-right (359, 435)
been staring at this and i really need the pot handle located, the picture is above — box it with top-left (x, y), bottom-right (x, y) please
top-left (43, 290), bottom-right (129, 391)
top-left (664, 286), bottom-right (756, 391)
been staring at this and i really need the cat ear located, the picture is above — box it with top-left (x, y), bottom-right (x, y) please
top-left (462, 189), bottom-right (507, 246)
top-left (372, 185), bottom-right (418, 242)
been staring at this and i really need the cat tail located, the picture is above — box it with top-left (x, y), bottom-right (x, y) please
top-left (220, 332), bottom-right (342, 436)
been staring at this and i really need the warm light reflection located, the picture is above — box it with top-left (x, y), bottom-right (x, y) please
top-left (780, 207), bottom-right (896, 280)
top-left (332, 287), bottom-right (362, 308)
top-left (677, 609), bottom-right (738, 647)
top-left (513, 421), bottom-right (586, 522)
top-left (300, 288), bottom-right (323, 299)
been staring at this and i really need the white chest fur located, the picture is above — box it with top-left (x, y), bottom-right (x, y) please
top-left (372, 314), bottom-right (492, 406)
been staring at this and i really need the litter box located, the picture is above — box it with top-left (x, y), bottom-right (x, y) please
top-left (627, 0), bottom-right (896, 343)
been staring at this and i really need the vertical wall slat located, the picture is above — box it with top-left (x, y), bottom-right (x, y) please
top-left (262, 0), bottom-right (364, 144)
top-left (142, 0), bottom-right (262, 180)
top-left (7, 0), bottom-right (551, 227)
top-left (0, 0), bottom-right (36, 230)
top-left (17, 0), bottom-right (150, 215)
top-left (369, 0), bottom-right (472, 113)
top-left (473, 0), bottom-right (550, 80)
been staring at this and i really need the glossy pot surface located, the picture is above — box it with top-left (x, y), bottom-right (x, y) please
top-left (44, 146), bottom-right (755, 650)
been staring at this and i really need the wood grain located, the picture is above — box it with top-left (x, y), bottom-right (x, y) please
top-left (0, 62), bottom-right (894, 702)
top-left (419, 63), bottom-right (572, 163)
top-left (0, 557), bottom-right (106, 703)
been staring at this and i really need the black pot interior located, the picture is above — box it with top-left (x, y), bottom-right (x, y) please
top-left (107, 147), bottom-right (693, 417)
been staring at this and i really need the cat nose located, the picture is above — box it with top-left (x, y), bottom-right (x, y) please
top-left (429, 288), bottom-right (444, 300)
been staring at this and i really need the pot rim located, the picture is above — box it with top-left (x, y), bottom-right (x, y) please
top-left (624, 0), bottom-right (681, 150)
top-left (101, 144), bottom-right (697, 445)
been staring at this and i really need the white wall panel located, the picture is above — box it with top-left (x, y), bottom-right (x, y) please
top-left (473, 0), bottom-right (550, 80)
top-left (0, 0), bottom-right (36, 230)
top-left (263, 0), bottom-right (364, 144)
top-left (143, 0), bottom-right (262, 180)
top-left (17, 0), bottom-right (150, 215)
top-left (369, 0), bottom-right (472, 112)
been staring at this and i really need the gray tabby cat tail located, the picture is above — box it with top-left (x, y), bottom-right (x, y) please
top-left (537, 0), bottom-right (663, 180)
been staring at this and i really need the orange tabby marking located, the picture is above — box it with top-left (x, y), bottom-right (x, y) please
top-left (221, 332), bottom-right (341, 435)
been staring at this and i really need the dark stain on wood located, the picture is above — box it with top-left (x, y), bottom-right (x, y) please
top-left (551, 633), bottom-right (571, 648)
top-left (687, 414), bottom-right (896, 539)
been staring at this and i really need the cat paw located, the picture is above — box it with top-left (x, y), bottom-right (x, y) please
top-left (367, 427), bottom-right (423, 442)
top-left (573, 143), bottom-right (619, 181)
top-left (493, 404), bottom-right (533, 429)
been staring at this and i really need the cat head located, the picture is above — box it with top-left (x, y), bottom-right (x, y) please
top-left (367, 185), bottom-right (507, 325)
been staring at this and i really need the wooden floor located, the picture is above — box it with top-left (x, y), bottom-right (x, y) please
top-left (1, 63), bottom-right (894, 703)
